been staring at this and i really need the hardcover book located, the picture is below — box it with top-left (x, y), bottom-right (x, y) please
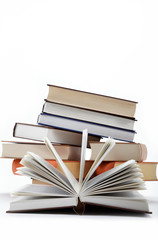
top-left (42, 101), bottom-right (136, 131)
top-left (46, 85), bottom-right (137, 118)
top-left (7, 130), bottom-right (150, 214)
top-left (13, 123), bottom-right (100, 146)
top-left (12, 159), bottom-right (158, 181)
top-left (1, 141), bottom-right (81, 160)
top-left (37, 113), bottom-right (136, 142)
top-left (90, 142), bottom-right (147, 162)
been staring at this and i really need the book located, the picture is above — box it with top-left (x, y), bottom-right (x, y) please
top-left (90, 142), bottom-right (147, 162)
top-left (46, 85), bottom-right (137, 118)
top-left (37, 113), bottom-right (136, 142)
top-left (95, 162), bottom-right (158, 181)
top-left (1, 141), bottom-right (81, 160)
top-left (12, 159), bottom-right (94, 178)
top-left (7, 130), bottom-right (150, 214)
top-left (12, 159), bottom-right (158, 181)
top-left (42, 100), bottom-right (136, 131)
top-left (13, 123), bottom-right (101, 146)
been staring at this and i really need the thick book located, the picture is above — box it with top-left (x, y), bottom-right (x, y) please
top-left (46, 85), bottom-right (137, 118)
top-left (1, 141), bottom-right (81, 160)
top-left (90, 142), bottom-right (147, 162)
top-left (37, 113), bottom-right (136, 142)
top-left (12, 159), bottom-right (158, 181)
top-left (13, 123), bottom-right (101, 147)
top-left (7, 130), bottom-right (150, 214)
top-left (42, 100), bottom-right (136, 131)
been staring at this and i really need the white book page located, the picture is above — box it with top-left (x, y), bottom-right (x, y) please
top-left (82, 138), bottom-right (115, 185)
top-left (80, 191), bottom-right (149, 213)
top-left (82, 165), bottom-right (143, 194)
top-left (8, 196), bottom-right (78, 212)
top-left (44, 137), bottom-right (79, 193)
top-left (12, 184), bottom-right (75, 197)
top-left (83, 172), bottom-right (144, 196)
top-left (84, 181), bottom-right (145, 195)
top-left (20, 152), bottom-right (75, 193)
top-left (17, 167), bottom-right (74, 193)
top-left (81, 160), bottom-right (139, 194)
top-left (79, 129), bottom-right (88, 186)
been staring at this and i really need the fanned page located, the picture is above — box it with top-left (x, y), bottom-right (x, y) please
top-left (82, 138), bottom-right (115, 185)
top-left (79, 129), bottom-right (88, 186)
top-left (12, 184), bottom-right (74, 197)
top-left (17, 152), bottom-right (75, 194)
top-left (80, 160), bottom-right (145, 196)
top-left (44, 137), bottom-right (79, 193)
top-left (79, 160), bottom-right (150, 213)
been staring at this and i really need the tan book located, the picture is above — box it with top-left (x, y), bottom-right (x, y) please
top-left (47, 85), bottom-right (137, 118)
top-left (1, 141), bottom-right (81, 160)
top-left (90, 142), bottom-right (147, 162)
top-left (114, 162), bottom-right (158, 181)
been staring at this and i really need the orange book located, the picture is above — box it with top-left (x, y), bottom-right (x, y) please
top-left (12, 159), bottom-right (158, 181)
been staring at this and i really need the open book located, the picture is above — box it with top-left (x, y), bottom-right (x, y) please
top-left (7, 130), bottom-right (150, 214)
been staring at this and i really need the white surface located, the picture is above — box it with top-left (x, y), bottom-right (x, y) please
top-left (0, 182), bottom-right (158, 240)
top-left (0, 1), bottom-right (158, 239)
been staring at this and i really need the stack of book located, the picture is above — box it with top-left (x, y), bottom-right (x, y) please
top-left (13, 84), bottom-right (138, 142)
top-left (38, 84), bottom-right (138, 141)
top-left (0, 84), bottom-right (157, 214)
top-left (1, 84), bottom-right (157, 181)
top-left (1, 140), bottom-right (157, 181)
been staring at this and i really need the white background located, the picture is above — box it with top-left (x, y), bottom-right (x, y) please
top-left (0, 0), bottom-right (158, 239)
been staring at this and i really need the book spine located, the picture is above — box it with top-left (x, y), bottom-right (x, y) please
top-left (140, 144), bottom-right (148, 161)
top-left (13, 123), bottom-right (17, 137)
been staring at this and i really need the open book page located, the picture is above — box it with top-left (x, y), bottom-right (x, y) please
top-left (8, 196), bottom-right (78, 212)
top-left (44, 137), bottom-right (79, 193)
top-left (82, 138), bottom-right (115, 186)
top-left (19, 152), bottom-right (75, 194)
top-left (79, 129), bottom-right (88, 186)
top-left (12, 184), bottom-right (75, 197)
top-left (80, 191), bottom-right (149, 213)
top-left (80, 160), bottom-right (145, 196)
top-left (17, 167), bottom-right (74, 193)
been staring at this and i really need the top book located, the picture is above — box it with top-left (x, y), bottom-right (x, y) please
top-left (46, 85), bottom-right (137, 118)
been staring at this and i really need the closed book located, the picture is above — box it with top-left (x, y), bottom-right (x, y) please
top-left (90, 142), bottom-right (147, 162)
top-left (13, 123), bottom-right (101, 147)
top-left (43, 100), bottom-right (136, 131)
top-left (12, 159), bottom-right (93, 179)
top-left (0, 141), bottom-right (81, 160)
top-left (46, 85), bottom-right (137, 118)
top-left (37, 113), bottom-right (136, 142)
